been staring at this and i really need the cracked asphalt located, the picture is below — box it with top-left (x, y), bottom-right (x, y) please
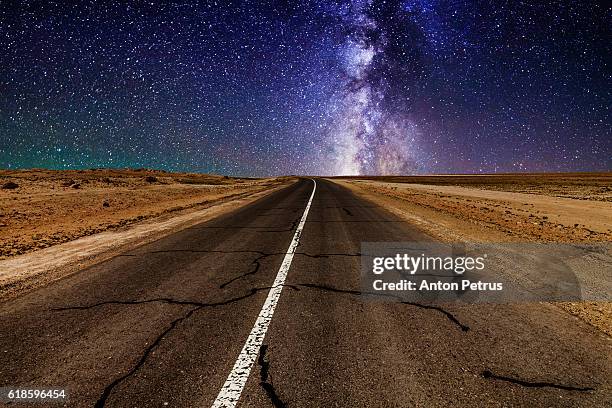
top-left (0, 178), bottom-right (610, 407)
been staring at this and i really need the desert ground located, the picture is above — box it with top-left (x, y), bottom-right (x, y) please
top-left (334, 173), bottom-right (612, 335)
top-left (334, 173), bottom-right (611, 243)
top-left (0, 169), bottom-right (287, 259)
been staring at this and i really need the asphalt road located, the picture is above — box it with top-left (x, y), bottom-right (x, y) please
top-left (0, 178), bottom-right (610, 407)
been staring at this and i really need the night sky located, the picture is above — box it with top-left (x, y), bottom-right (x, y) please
top-left (1, 1), bottom-right (610, 176)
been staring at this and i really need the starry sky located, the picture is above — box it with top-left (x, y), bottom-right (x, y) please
top-left (1, 1), bottom-right (610, 176)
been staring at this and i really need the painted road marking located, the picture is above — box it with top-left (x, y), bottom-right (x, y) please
top-left (211, 179), bottom-right (316, 408)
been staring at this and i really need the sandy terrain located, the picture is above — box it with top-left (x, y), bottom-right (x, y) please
top-left (335, 173), bottom-right (612, 336)
top-left (339, 173), bottom-right (612, 201)
top-left (0, 169), bottom-right (288, 259)
top-left (335, 176), bottom-right (611, 243)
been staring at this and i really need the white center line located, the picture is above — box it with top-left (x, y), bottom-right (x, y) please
top-left (211, 179), bottom-right (316, 408)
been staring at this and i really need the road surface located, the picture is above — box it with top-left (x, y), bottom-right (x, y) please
top-left (0, 178), bottom-right (610, 407)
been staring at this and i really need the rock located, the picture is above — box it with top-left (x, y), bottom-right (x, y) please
top-left (71, 183), bottom-right (81, 189)
top-left (1, 181), bottom-right (19, 189)
top-left (145, 176), bottom-right (158, 183)
top-left (102, 201), bottom-right (110, 207)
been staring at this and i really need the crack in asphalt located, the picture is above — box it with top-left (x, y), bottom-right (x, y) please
top-left (50, 285), bottom-right (301, 312)
top-left (258, 344), bottom-right (286, 407)
top-left (294, 283), bottom-right (470, 332)
top-left (217, 252), bottom-right (362, 288)
top-left (481, 370), bottom-right (595, 392)
top-left (51, 285), bottom-right (302, 408)
top-left (117, 250), bottom-right (362, 289)
top-left (219, 252), bottom-right (276, 288)
top-left (93, 305), bottom-right (201, 408)
top-left (287, 216), bottom-right (302, 233)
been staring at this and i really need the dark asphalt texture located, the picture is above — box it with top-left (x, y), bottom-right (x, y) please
top-left (0, 178), bottom-right (610, 407)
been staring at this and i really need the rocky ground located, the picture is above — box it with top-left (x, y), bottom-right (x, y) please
top-left (0, 169), bottom-right (286, 259)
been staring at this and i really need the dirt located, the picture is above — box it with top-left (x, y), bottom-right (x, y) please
top-left (334, 173), bottom-right (612, 336)
top-left (338, 179), bottom-right (611, 243)
top-left (336, 173), bottom-right (612, 201)
top-left (0, 169), bottom-right (288, 260)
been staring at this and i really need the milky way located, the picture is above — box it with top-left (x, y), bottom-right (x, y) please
top-left (1, 1), bottom-right (610, 176)
top-left (325, 0), bottom-right (425, 175)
